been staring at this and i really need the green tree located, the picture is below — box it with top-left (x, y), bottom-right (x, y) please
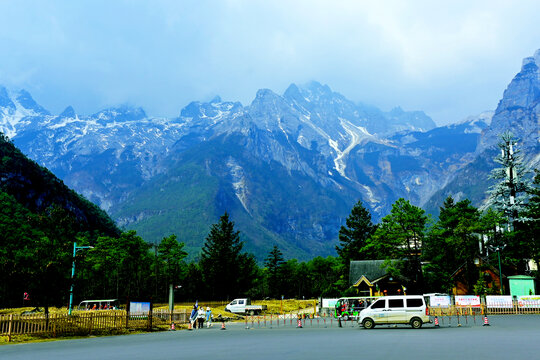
top-left (423, 197), bottom-right (483, 293)
top-left (335, 200), bottom-right (376, 287)
top-left (519, 169), bottom-right (540, 273)
top-left (157, 234), bottom-right (188, 295)
top-left (86, 231), bottom-right (152, 300)
top-left (264, 245), bottom-right (284, 298)
top-left (306, 256), bottom-right (341, 297)
top-left (199, 212), bottom-right (244, 299)
top-left (364, 198), bottom-right (428, 293)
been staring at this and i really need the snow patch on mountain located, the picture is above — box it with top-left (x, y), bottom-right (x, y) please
top-left (226, 156), bottom-right (250, 214)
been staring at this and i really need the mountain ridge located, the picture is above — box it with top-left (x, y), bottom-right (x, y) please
top-left (0, 55), bottom-right (537, 260)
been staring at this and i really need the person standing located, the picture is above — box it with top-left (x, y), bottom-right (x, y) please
top-left (197, 306), bottom-right (205, 329)
top-left (190, 305), bottom-right (198, 329)
top-left (206, 307), bottom-right (212, 328)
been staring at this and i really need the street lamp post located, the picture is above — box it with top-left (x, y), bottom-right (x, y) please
top-left (496, 248), bottom-right (503, 295)
top-left (489, 245), bottom-right (506, 295)
top-left (68, 242), bottom-right (93, 315)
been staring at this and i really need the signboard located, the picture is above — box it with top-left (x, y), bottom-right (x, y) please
top-left (455, 295), bottom-right (481, 307)
top-left (130, 301), bottom-right (151, 315)
top-left (322, 298), bottom-right (339, 308)
top-left (517, 296), bottom-right (540, 308)
top-left (486, 295), bottom-right (513, 308)
top-left (429, 295), bottom-right (451, 307)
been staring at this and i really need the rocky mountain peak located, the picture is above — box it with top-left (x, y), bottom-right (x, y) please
top-left (250, 88), bottom-right (289, 113)
top-left (301, 81), bottom-right (333, 100)
top-left (16, 89), bottom-right (50, 115)
top-left (92, 105), bottom-right (147, 123)
top-left (0, 86), bottom-right (16, 112)
top-left (283, 83), bottom-right (302, 101)
top-left (59, 105), bottom-right (76, 118)
top-left (477, 49), bottom-right (539, 158)
top-left (210, 95), bottom-right (222, 104)
top-left (496, 49), bottom-right (540, 112)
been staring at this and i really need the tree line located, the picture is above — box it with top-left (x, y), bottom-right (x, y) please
top-left (1, 133), bottom-right (538, 309)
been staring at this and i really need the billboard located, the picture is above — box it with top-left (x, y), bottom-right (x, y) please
top-left (130, 301), bottom-right (151, 315)
top-left (429, 295), bottom-right (451, 308)
top-left (455, 295), bottom-right (481, 307)
top-left (517, 296), bottom-right (540, 308)
top-left (486, 295), bottom-right (513, 308)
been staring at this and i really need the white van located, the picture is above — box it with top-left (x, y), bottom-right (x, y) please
top-left (358, 295), bottom-right (430, 329)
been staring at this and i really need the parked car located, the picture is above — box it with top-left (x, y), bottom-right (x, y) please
top-left (225, 298), bottom-right (267, 315)
top-left (358, 295), bottom-right (431, 329)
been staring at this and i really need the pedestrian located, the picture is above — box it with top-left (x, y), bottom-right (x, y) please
top-left (206, 307), bottom-right (212, 328)
top-left (190, 305), bottom-right (198, 329)
top-left (197, 306), bottom-right (205, 329)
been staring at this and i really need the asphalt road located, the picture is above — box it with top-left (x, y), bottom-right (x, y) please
top-left (2, 316), bottom-right (540, 360)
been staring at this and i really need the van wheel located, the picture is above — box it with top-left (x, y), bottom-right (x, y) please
top-left (410, 318), bottom-right (422, 329)
top-left (342, 314), bottom-right (349, 321)
top-left (362, 318), bottom-right (375, 329)
top-left (249, 310), bottom-right (255, 316)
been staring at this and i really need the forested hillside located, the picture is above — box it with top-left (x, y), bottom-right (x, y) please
top-left (0, 133), bottom-right (120, 308)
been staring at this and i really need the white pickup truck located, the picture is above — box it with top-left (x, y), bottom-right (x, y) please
top-left (225, 298), bottom-right (267, 315)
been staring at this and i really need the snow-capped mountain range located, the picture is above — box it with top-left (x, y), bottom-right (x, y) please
top-left (1, 49), bottom-right (538, 259)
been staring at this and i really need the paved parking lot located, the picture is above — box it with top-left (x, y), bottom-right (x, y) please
top-left (2, 315), bottom-right (540, 360)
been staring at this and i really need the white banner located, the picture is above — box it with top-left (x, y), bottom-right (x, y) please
top-left (322, 298), bottom-right (339, 308)
top-left (486, 295), bottom-right (513, 308)
top-left (517, 296), bottom-right (540, 308)
top-left (455, 295), bottom-right (481, 307)
top-left (430, 295), bottom-right (451, 307)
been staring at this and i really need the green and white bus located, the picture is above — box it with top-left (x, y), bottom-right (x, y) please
top-left (334, 296), bottom-right (381, 320)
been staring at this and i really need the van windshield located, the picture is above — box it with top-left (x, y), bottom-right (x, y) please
top-left (371, 300), bottom-right (385, 309)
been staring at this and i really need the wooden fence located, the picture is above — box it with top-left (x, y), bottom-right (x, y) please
top-left (0, 309), bottom-right (188, 342)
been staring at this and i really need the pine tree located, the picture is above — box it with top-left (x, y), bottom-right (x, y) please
top-left (423, 197), bottom-right (482, 292)
top-left (364, 198), bottom-right (427, 292)
top-left (335, 200), bottom-right (376, 273)
top-left (487, 132), bottom-right (532, 228)
top-left (265, 245), bottom-right (284, 298)
top-left (199, 212), bottom-right (244, 299)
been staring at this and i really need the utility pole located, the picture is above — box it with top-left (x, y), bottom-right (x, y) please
top-left (68, 242), bottom-right (93, 315)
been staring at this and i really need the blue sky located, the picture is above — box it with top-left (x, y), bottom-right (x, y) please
top-left (1, 0), bottom-right (539, 125)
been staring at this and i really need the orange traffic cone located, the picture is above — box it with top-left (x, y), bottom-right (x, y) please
top-left (188, 321), bottom-right (193, 331)
top-left (434, 316), bottom-right (439, 327)
top-left (170, 322), bottom-right (176, 331)
top-left (483, 315), bottom-right (490, 326)
top-left (297, 318), bottom-right (303, 328)
top-left (221, 322), bottom-right (226, 330)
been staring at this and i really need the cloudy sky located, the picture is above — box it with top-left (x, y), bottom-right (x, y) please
top-left (1, 0), bottom-right (539, 125)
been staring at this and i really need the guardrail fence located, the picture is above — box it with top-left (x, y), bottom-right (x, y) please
top-left (0, 309), bottom-right (188, 342)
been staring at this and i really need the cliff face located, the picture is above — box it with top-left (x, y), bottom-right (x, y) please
top-left (425, 49), bottom-right (540, 215)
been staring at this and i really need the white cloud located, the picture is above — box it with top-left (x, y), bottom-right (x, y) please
top-left (0, 0), bottom-right (539, 124)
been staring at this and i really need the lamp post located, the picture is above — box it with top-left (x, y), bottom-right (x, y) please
top-left (489, 245), bottom-right (506, 295)
top-left (68, 242), bottom-right (93, 315)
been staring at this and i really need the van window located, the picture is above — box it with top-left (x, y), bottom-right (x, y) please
top-left (239, 300), bottom-right (244, 305)
top-left (371, 299), bottom-right (385, 309)
top-left (388, 299), bottom-right (404, 308)
top-left (231, 300), bottom-right (237, 305)
top-left (406, 298), bottom-right (423, 307)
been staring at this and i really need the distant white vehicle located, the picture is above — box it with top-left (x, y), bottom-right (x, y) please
top-left (77, 299), bottom-right (119, 310)
top-left (225, 298), bottom-right (267, 315)
top-left (358, 295), bottom-right (431, 329)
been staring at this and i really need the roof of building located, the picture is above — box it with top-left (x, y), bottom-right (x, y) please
top-left (349, 260), bottom-right (398, 286)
